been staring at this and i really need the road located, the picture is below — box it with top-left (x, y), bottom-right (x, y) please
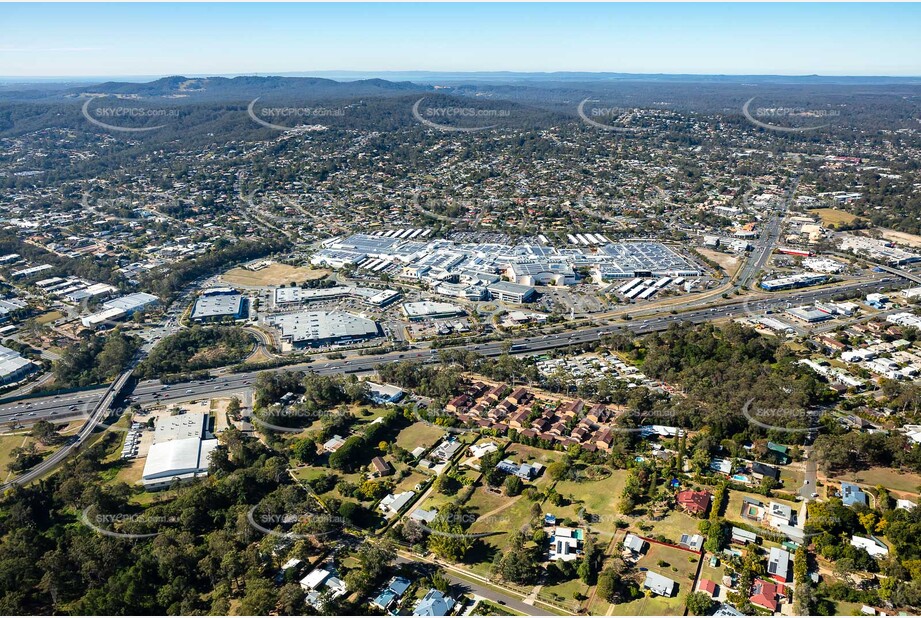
top-left (0, 277), bottom-right (898, 431)
top-left (395, 555), bottom-right (543, 616)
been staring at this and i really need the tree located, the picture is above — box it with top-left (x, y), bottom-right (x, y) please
top-left (30, 420), bottom-right (60, 446)
top-left (596, 569), bottom-right (618, 602)
top-left (685, 591), bottom-right (716, 616)
top-left (428, 505), bottom-right (473, 562)
top-left (226, 396), bottom-right (242, 418)
top-left (239, 574), bottom-right (277, 615)
top-left (504, 475), bottom-right (523, 496)
top-left (547, 460), bottom-right (571, 481)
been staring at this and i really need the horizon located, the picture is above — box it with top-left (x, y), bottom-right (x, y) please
top-left (3, 3), bottom-right (921, 77)
top-left (4, 69), bottom-right (921, 85)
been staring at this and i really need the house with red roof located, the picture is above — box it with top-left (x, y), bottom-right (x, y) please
top-left (698, 578), bottom-right (718, 597)
top-left (676, 489), bottom-right (712, 517)
top-left (750, 579), bottom-right (780, 612)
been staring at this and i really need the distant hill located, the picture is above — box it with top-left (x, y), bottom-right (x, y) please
top-left (68, 75), bottom-right (431, 101)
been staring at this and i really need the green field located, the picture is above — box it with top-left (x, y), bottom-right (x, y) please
top-left (395, 422), bottom-right (447, 452)
top-left (551, 469), bottom-right (629, 538)
top-left (0, 433), bottom-right (31, 476)
top-left (540, 576), bottom-right (589, 608)
top-left (639, 542), bottom-right (700, 591)
top-left (606, 592), bottom-right (685, 616)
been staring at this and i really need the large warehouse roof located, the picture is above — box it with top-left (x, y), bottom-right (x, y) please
top-left (142, 437), bottom-right (219, 481)
top-left (191, 292), bottom-right (244, 321)
top-left (267, 310), bottom-right (379, 344)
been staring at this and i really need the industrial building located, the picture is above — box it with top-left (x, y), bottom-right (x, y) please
top-left (103, 292), bottom-right (160, 315)
top-left (190, 288), bottom-right (246, 322)
top-left (81, 292), bottom-right (160, 328)
top-left (265, 310), bottom-right (380, 348)
top-left (141, 413), bottom-right (218, 490)
top-left (0, 344), bottom-right (37, 385)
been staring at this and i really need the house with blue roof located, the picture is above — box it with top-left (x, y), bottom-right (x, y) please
top-left (840, 482), bottom-right (868, 507)
top-left (412, 588), bottom-right (455, 616)
top-left (372, 576), bottom-right (412, 612)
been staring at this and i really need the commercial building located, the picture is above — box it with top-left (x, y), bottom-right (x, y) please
top-left (190, 288), bottom-right (246, 322)
top-left (760, 273), bottom-right (828, 291)
top-left (786, 306), bottom-right (833, 323)
top-left (487, 281), bottom-right (537, 303)
top-left (365, 381), bottom-right (404, 404)
top-left (141, 413), bottom-right (218, 490)
top-left (81, 307), bottom-right (128, 329)
top-left (273, 285), bottom-right (400, 308)
top-left (505, 260), bottom-right (576, 286)
top-left (265, 311), bottom-right (380, 348)
top-left (402, 301), bottom-right (465, 320)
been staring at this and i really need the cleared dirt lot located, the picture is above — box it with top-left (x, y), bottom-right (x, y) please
top-left (221, 263), bottom-right (330, 286)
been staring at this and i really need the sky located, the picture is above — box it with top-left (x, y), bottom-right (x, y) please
top-left (2, 3), bottom-right (921, 78)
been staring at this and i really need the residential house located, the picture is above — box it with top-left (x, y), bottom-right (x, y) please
top-left (676, 489), bottom-right (712, 516)
top-left (699, 578), bottom-right (718, 598)
top-left (731, 527), bottom-right (758, 545)
top-left (371, 456), bottom-right (393, 477)
top-left (749, 579), bottom-right (781, 612)
top-left (767, 547), bottom-right (791, 583)
top-left (372, 576), bottom-right (412, 611)
top-left (413, 588), bottom-right (456, 616)
top-left (623, 533), bottom-right (646, 554)
top-left (751, 462), bottom-right (781, 483)
top-left (549, 526), bottom-right (584, 562)
top-left (379, 491), bottom-right (415, 518)
top-left (851, 535), bottom-right (889, 558)
top-left (643, 571), bottom-right (677, 597)
top-left (841, 482), bottom-right (868, 507)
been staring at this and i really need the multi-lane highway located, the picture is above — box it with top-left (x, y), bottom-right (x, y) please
top-left (0, 276), bottom-right (896, 432)
top-left (0, 369), bottom-right (135, 490)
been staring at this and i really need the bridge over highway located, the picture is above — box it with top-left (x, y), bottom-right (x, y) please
top-left (0, 368), bottom-right (135, 491)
